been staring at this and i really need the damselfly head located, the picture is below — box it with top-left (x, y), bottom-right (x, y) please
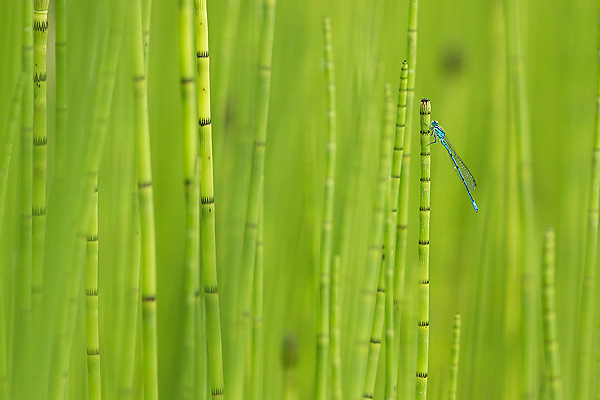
top-left (431, 120), bottom-right (439, 128)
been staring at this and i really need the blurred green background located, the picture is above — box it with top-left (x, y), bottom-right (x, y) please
top-left (0, 0), bottom-right (597, 398)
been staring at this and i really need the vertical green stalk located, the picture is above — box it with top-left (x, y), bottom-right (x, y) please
top-left (86, 177), bottom-right (101, 400)
top-left (195, 0), bottom-right (226, 398)
top-left (395, 0), bottom-right (419, 394)
top-left (330, 255), bottom-right (342, 400)
top-left (0, 74), bottom-right (26, 232)
top-left (576, 0), bottom-right (600, 397)
top-left (0, 75), bottom-right (25, 400)
top-left (117, 191), bottom-right (141, 400)
top-left (235, 0), bottom-right (276, 397)
top-left (47, 2), bottom-right (123, 399)
top-left (389, 59), bottom-right (408, 396)
top-left (384, 201), bottom-right (394, 400)
top-left (250, 202), bottom-right (264, 400)
top-left (316, 15), bottom-right (337, 400)
top-left (130, 0), bottom-right (159, 397)
top-left (541, 228), bottom-right (562, 400)
top-left (416, 98), bottom-right (431, 400)
top-left (282, 335), bottom-right (298, 400)
top-left (448, 314), bottom-right (461, 400)
top-left (505, 0), bottom-right (537, 396)
top-left (142, 0), bottom-right (151, 66)
top-left (13, 0), bottom-right (34, 396)
top-left (179, 0), bottom-right (200, 395)
top-left (32, 0), bottom-right (49, 334)
top-left (363, 84), bottom-right (394, 400)
top-left (350, 84), bottom-right (394, 400)
top-left (55, 0), bottom-right (67, 176)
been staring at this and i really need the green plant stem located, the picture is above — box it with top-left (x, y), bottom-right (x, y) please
top-left (55, 0), bottom-right (67, 176)
top-left (47, 2), bottom-right (122, 398)
top-left (179, 0), bottom-right (200, 395)
top-left (235, 0), bottom-right (276, 397)
top-left (363, 85), bottom-right (394, 399)
top-left (316, 15), bottom-right (337, 400)
top-left (13, 0), bottom-right (34, 397)
top-left (142, 0), bottom-right (151, 66)
top-left (32, 0), bottom-right (50, 335)
top-left (448, 314), bottom-right (461, 400)
top-left (541, 228), bottom-right (563, 400)
top-left (250, 201), bottom-right (264, 400)
top-left (350, 84), bottom-right (394, 400)
top-left (117, 191), bottom-right (141, 400)
top-left (416, 98), bottom-right (431, 400)
top-left (195, 0), bottom-right (226, 398)
top-left (0, 74), bottom-right (26, 234)
top-left (86, 176), bottom-right (101, 400)
top-left (504, 0), bottom-right (537, 397)
top-left (576, 1), bottom-right (600, 398)
top-left (389, 59), bottom-right (408, 396)
top-left (130, 0), bottom-right (159, 397)
top-left (395, 0), bottom-right (419, 394)
top-left (330, 255), bottom-right (342, 400)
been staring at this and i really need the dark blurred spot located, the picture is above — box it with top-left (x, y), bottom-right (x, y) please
top-left (439, 44), bottom-right (465, 78)
top-left (281, 332), bottom-right (298, 369)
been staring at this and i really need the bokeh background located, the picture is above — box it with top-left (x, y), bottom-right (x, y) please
top-left (0, 0), bottom-right (597, 398)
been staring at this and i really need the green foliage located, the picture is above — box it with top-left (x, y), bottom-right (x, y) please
top-left (0, 0), bottom-right (597, 399)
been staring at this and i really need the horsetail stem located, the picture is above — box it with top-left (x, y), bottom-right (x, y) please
top-left (47, 1), bottom-right (122, 398)
top-left (316, 15), bottom-right (337, 400)
top-left (416, 98), bottom-right (431, 400)
top-left (541, 228), bottom-right (563, 400)
top-left (363, 84), bottom-right (394, 400)
top-left (32, 0), bottom-right (50, 334)
top-left (55, 0), bottom-right (67, 176)
top-left (448, 314), bottom-right (461, 400)
top-left (236, 0), bottom-right (276, 396)
top-left (330, 255), bottom-right (342, 400)
top-left (0, 74), bottom-right (26, 233)
top-left (505, 0), bottom-right (538, 395)
top-left (117, 191), bottom-right (141, 400)
top-left (389, 59), bottom-right (408, 398)
top-left (85, 176), bottom-right (101, 400)
top-left (576, 0), bottom-right (600, 396)
top-left (130, 0), bottom-right (159, 397)
top-left (396, 0), bottom-right (419, 393)
top-left (14, 0), bottom-right (34, 396)
top-left (250, 201), bottom-right (264, 400)
top-left (195, 0), bottom-right (226, 397)
top-left (178, 0), bottom-right (200, 395)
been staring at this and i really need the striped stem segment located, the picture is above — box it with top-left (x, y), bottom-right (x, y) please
top-left (47, 1), bottom-right (122, 398)
top-left (416, 98), bottom-right (431, 400)
top-left (448, 314), bottom-right (461, 400)
top-left (250, 201), bottom-right (264, 400)
top-left (86, 177), bottom-right (101, 400)
top-left (195, 0), bottom-right (225, 398)
top-left (235, 0), bottom-right (276, 397)
top-left (179, 0), bottom-right (200, 395)
top-left (32, 0), bottom-right (49, 330)
top-left (142, 0), bottom-right (151, 66)
top-left (363, 85), bottom-right (394, 399)
top-left (131, 0), bottom-right (159, 397)
top-left (395, 0), bottom-right (419, 395)
top-left (541, 228), bottom-right (563, 400)
top-left (14, 0), bottom-right (34, 397)
top-left (388, 60), bottom-right (408, 398)
top-left (316, 15), bottom-right (337, 400)
top-left (350, 84), bottom-right (394, 400)
top-left (330, 255), bottom-right (342, 400)
top-left (117, 191), bottom-right (141, 400)
top-left (577, 0), bottom-right (600, 396)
